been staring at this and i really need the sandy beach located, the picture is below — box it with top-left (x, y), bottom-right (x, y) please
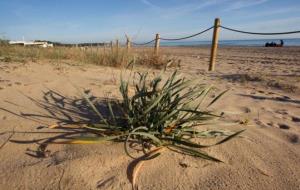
top-left (1, 46), bottom-right (300, 190)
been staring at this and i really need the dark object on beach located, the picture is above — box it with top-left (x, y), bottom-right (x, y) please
top-left (265, 40), bottom-right (284, 47)
top-left (278, 123), bottom-right (290, 129)
top-left (292, 116), bottom-right (300, 122)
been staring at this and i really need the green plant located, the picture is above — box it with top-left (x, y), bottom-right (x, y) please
top-left (54, 68), bottom-right (244, 162)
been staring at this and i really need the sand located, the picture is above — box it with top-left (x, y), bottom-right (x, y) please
top-left (0, 46), bottom-right (300, 190)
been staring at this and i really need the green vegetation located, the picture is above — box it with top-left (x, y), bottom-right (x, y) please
top-left (0, 45), bottom-right (172, 68)
top-left (0, 45), bottom-right (130, 66)
top-left (54, 68), bottom-right (244, 162)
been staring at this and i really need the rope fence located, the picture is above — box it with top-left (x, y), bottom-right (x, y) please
top-left (109, 18), bottom-right (300, 71)
top-left (130, 26), bottom-right (214, 45)
top-left (131, 39), bottom-right (156, 46)
top-left (220, 25), bottom-right (300, 35)
top-left (159, 26), bottom-right (214, 41)
top-left (130, 25), bottom-right (300, 46)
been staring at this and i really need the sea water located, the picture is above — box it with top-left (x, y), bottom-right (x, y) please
top-left (159, 38), bottom-right (300, 47)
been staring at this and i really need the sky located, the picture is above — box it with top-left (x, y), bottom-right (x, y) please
top-left (0, 0), bottom-right (300, 43)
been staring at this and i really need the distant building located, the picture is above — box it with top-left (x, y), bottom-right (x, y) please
top-left (9, 40), bottom-right (53, 47)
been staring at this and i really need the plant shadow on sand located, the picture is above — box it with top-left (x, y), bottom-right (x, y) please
top-left (238, 94), bottom-right (300, 105)
top-left (1, 66), bottom-right (246, 189)
top-left (219, 73), bottom-right (298, 93)
top-left (1, 89), bottom-right (145, 187)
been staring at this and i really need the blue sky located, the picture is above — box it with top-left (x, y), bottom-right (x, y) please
top-left (0, 0), bottom-right (300, 43)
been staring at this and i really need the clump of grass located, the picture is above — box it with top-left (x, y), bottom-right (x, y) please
top-left (53, 67), bottom-right (244, 162)
top-left (77, 48), bottom-right (131, 67)
top-left (0, 46), bottom-right (76, 63)
top-left (135, 52), bottom-right (179, 69)
top-left (136, 53), bottom-right (166, 68)
top-left (0, 45), bottom-right (174, 68)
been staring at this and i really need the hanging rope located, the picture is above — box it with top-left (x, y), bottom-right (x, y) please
top-left (160, 26), bottom-right (214, 41)
top-left (220, 25), bottom-right (300, 35)
top-left (131, 39), bottom-right (156, 46)
top-left (130, 23), bottom-right (300, 46)
top-left (131, 26), bottom-right (214, 45)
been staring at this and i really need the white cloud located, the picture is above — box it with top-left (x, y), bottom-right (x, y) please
top-left (139, 0), bottom-right (218, 19)
top-left (161, 1), bottom-right (217, 19)
top-left (224, 0), bottom-right (269, 11)
top-left (138, 0), bottom-right (270, 19)
top-left (139, 0), bottom-right (160, 9)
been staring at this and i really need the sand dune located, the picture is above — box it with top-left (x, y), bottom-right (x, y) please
top-left (0, 46), bottom-right (299, 190)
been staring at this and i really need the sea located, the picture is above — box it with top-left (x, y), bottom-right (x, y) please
top-left (159, 38), bottom-right (300, 47)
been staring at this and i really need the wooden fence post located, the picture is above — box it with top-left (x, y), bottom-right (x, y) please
top-left (126, 37), bottom-right (131, 51)
top-left (209, 18), bottom-right (220, 71)
top-left (154, 33), bottom-right (160, 55)
top-left (116, 39), bottom-right (119, 50)
top-left (110, 41), bottom-right (113, 51)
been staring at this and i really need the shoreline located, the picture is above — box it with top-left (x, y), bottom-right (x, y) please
top-left (160, 45), bottom-right (300, 47)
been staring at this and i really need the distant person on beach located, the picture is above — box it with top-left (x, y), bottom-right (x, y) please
top-left (271, 42), bottom-right (276, 46)
top-left (265, 40), bottom-right (284, 47)
top-left (280, 39), bottom-right (284, 47)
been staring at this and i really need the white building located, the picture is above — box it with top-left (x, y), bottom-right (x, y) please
top-left (9, 40), bottom-right (53, 48)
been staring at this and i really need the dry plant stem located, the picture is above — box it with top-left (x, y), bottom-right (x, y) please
top-left (0, 130), bottom-right (15, 150)
top-left (131, 147), bottom-right (166, 190)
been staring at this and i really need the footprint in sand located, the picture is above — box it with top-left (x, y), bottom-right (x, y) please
top-left (257, 90), bottom-right (265, 94)
top-left (291, 116), bottom-right (300, 123)
top-left (179, 161), bottom-right (189, 168)
top-left (288, 134), bottom-right (299, 144)
top-left (278, 123), bottom-right (290, 130)
top-left (275, 109), bottom-right (289, 115)
top-left (255, 119), bottom-right (269, 128)
top-left (0, 79), bottom-right (10, 83)
top-left (96, 176), bottom-right (116, 189)
top-left (14, 82), bottom-right (22, 85)
top-left (240, 106), bottom-right (251, 113)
